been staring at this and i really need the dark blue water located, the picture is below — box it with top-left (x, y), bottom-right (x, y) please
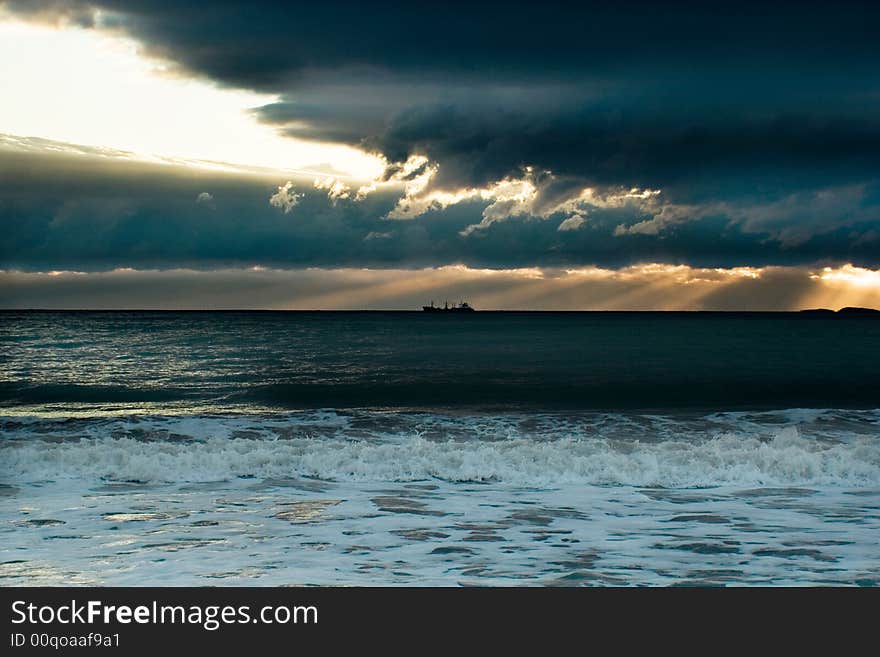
top-left (3, 311), bottom-right (880, 585)
top-left (2, 310), bottom-right (880, 412)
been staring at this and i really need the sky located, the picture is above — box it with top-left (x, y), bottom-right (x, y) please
top-left (1, 0), bottom-right (879, 310)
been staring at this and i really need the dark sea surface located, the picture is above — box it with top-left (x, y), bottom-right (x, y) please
top-left (3, 310), bottom-right (880, 412)
top-left (2, 311), bottom-right (879, 585)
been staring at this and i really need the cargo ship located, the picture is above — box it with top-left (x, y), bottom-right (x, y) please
top-left (422, 300), bottom-right (476, 312)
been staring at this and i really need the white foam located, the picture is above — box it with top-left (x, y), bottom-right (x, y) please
top-left (3, 424), bottom-right (879, 488)
top-left (4, 411), bottom-right (880, 585)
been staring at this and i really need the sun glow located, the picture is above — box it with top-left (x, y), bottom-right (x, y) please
top-left (812, 265), bottom-right (880, 288)
top-left (0, 17), bottom-right (382, 179)
top-left (4, 263), bottom-right (876, 311)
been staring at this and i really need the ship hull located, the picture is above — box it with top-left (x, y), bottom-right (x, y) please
top-left (422, 306), bottom-right (475, 312)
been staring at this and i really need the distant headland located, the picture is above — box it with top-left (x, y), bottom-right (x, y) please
top-left (801, 307), bottom-right (880, 315)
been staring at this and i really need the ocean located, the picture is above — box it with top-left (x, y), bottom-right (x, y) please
top-left (2, 310), bottom-right (879, 585)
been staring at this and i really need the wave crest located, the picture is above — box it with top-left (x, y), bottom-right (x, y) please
top-left (3, 426), bottom-right (879, 488)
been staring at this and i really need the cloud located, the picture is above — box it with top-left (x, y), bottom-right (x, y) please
top-left (1, 0), bottom-right (97, 27)
top-left (612, 184), bottom-right (880, 245)
top-left (13, 2), bottom-right (876, 93)
top-left (613, 203), bottom-right (702, 237)
top-left (731, 185), bottom-right (878, 247)
top-left (376, 158), bottom-right (664, 237)
top-left (10, 3), bottom-right (880, 190)
top-left (269, 181), bottom-right (302, 213)
top-left (558, 215), bottom-right (586, 232)
top-left (3, 264), bottom-right (878, 311)
top-left (313, 175), bottom-right (351, 204)
top-left (360, 103), bottom-right (880, 234)
top-left (3, 3), bottom-right (880, 272)
top-left (3, 144), bottom-right (880, 274)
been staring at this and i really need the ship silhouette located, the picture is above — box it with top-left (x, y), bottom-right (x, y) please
top-left (422, 300), bottom-right (476, 312)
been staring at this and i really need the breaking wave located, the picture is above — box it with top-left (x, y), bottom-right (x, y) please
top-left (2, 412), bottom-right (879, 488)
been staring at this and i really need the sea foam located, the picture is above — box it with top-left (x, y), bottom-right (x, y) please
top-left (3, 419), bottom-right (879, 488)
top-left (4, 410), bottom-right (880, 586)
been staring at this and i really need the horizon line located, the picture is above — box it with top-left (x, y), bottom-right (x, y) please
top-left (2, 307), bottom-right (878, 314)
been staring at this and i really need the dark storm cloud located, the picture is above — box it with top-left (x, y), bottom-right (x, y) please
top-left (9, 1), bottom-right (879, 85)
top-left (363, 100), bottom-right (880, 196)
top-left (3, 0), bottom-right (880, 268)
top-left (2, 143), bottom-right (879, 272)
top-left (3, 0), bottom-right (96, 26)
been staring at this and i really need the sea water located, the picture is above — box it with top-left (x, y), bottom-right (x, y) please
top-left (2, 311), bottom-right (879, 585)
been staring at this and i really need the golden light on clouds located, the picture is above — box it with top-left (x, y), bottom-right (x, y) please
top-left (812, 265), bottom-right (880, 288)
top-left (563, 264), bottom-right (761, 283)
top-left (804, 265), bottom-right (880, 310)
top-left (0, 16), bottom-right (382, 179)
top-left (2, 264), bottom-right (878, 311)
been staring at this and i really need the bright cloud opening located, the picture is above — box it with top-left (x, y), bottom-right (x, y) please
top-left (812, 265), bottom-right (880, 288)
top-left (0, 16), bottom-right (382, 179)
